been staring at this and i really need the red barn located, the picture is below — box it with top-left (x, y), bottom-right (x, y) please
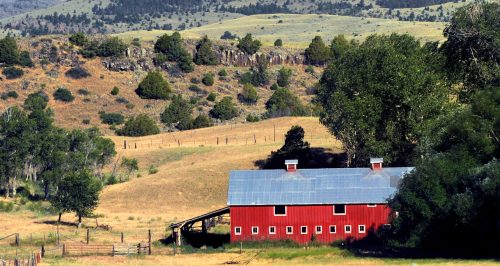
top-left (227, 159), bottom-right (413, 244)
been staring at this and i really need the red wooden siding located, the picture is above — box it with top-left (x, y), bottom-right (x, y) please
top-left (230, 204), bottom-right (391, 244)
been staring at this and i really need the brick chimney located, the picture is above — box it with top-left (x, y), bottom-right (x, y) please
top-left (370, 158), bottom-right (383, 170)
top-left (285, 159), bottom-right (298, 172)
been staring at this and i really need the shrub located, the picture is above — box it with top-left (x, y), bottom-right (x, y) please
top-left (53, 87), bottom-right (75, 102)
top-left (274, 39), bottom-right (283, 47)
top-left (191, 114), bottom-right (212, 129)
top-left (24, 92), bottom-right (48, 111)
top-left (1, 91), bottom-right (18, 100)
top-left (131, 38), bottom-right (141, 47)
top-left (116, 97), bottom-right (129, 104)
top-left (305, 65), bottom-right (315, 75)
top-left (0, 36), bottom-right (19, 66)
top-left (148, 165), bottom-right (158, 175)
top-left (0, 201), bottom-right (14, 212)
top-left (194, 36), bottom-right (218, 65)
top-left (161, 94), bottom-right (192, 126)
top-left (270, 83), bottom-right (281, 90)
top-left (82, 119), bottom-right (90, 125)
top-left (250, 58), bottom-right (270, 86)
top-left (207, 92), bottom-right (217, 102)
top-left (77, 88), bottom-right (90, 95)
top-left (65, 66), bottom-right (91, 79)
top-left (220, 31), bottom-right (238, 40)
top-left (210, 96), bottom-right (238, 120)
top-left (99, 112), bottom-right (125, 125)
top-left (266, 88), bottom-right (307, 117)
top-left (218, 68), bottom-right (227, 77)
top-left (69, 32), bottom-right (89, 46)
top-left (190, 77), bottom-right (200, 84)
top-left (154, 53), bottom-right (168, 66)
top-left (237, 34), bottom-right (261, 55)
top-left (202, 73), bottom-right (215, 86)
top-left (136, 71), bottom-right (171, 100)
top-left (126, 103), bottom-right (135, 109)
top-left (154, 32), bottom-right (193, 73)
top-left (2, 66), bottom-right (24, 79)
top-left (246, 114), bottom-right (260, 122)
top-left (19, 51), bottom-right (34, 67)
top-left (111, 86), bottom-right (120, 95)
top-left (239, 83), bottom-right (259, 104)
top-left (305, 36), bottom-right (331, 66)
top-left (116, 114), bottom-right (160, 136)
top-left (188, 85), bottom-right (207, 96)
top-left (98, 37), bottom-right (128, 57)
top-left (277, 67), bottom-right (293, 87)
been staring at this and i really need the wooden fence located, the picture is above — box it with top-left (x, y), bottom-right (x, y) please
top-left (62, 242), bottom-right (150, 257)
top-left (0, 253), bottom-right (41, 266)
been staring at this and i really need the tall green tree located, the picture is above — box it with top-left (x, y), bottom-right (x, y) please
top-left (194, 36), bottom-right (218, 65)
top-left (116, 114), bottom-right (160, 137)
top-left (136, 71), bottom-right (171, 100)
top-left (317, 34), bottom-right (448, 166)
top-left (161, 94), bottom-right (193, 126)
top-left (237, 34), bottom-right (261, 55)
top-left (155, 32), bottom-right (194, 72)
top-left (304, 36), bottom-right (331, 66)
top-left (210, 96), bottom-right (238, 121)
top-left (330, 35), bottom-right (354, 61)
top-left (0, 36), bottom-right (19, 66)
top-left (266, 88), bottom-right (307, 118)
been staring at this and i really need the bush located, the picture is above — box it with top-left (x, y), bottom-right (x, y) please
top-left (207, 92), bottom-right (217, 102)
top-left (77, 88), bottom-right (90, 95)
top-left (202, 73), bottom-right (215, 86)
top-left (131, 38), bottom-right (141, 47)
top-left (2, 66), bottom-right (24, 79)
top-left (305, 36), bottom-right (331, 66)
top-left (218, 68), bottom-right (227, 77)
top-left (24, 92), bottom-right (48, 111)
top-left (274, 39), bottom-right (283, 47)
top-left (277, 67), bottom-right (293, 87)
top-left (188, 85), bottom-right (207, 96)
top-left (148, 165), bottom-right (158, 175)
top-left (82, 119), bottom-right (90, 125)
top-left (53, 87), bottom-right (75, 102)
top-left (69, 32), bottom-right (88, 46)
top-left (266, 88), bottom-right (307, 117)
top-left (65, 66), bottom-right (91, 79)
top-left (1, 91), bottom-right (18, 100)
top-left (154, 32), bottom-right (194, 73)
top-left (136, 71), bottom-right (171, 100)
top-left (99, 112), bottom-right (125, 125)
top-left (98, 37), bottom-right (128, 57)
top-left (111, 86), bottom-right (120, 95)
top-left (115, 97), bottom-right (129, 104)
top-left (305, 65), bottom-right (315, 75)
top-left (220, 31), bottom-right (238, 40)
top-left (191, 114), bottom-right (212, 129)
top-left (237, 34), bottom-right (261, 55)
top-left (0, 201), bottom-right (14, 212)
top-left (210, 96), bottom-right (238, 120)
top-left (246, 114), bottom-right (260, 122)
top-left (239, 83), bottom-right (259, 104)
top-left (270, 83), bottom-right (281, 90)
top-left (0, 36), bottom-right (19, 66)
top-left (19, 51), bottom-right (33, 67)
top-left (161, 94), bottom-right (192, 126)
top-left (154, 53), bottom-right (168, 66)
top-left (194, 36), bottom-right (218, 65)
top-left (116, 114), bottom-right (160, 136)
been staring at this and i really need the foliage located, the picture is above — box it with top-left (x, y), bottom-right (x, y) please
top-left (239, 83), bottom-right (259, 104)
top-left (111, 86), bottom-right (120, 95)
top-left (53, 87), bottom-right (75, 102)
top-left (191, 114), bottom-right (212, 129)
top-left (330, 35), bottom-right (354, 61)
top-left (305, 65), bottom-right (315, 75)
top-left (277, 67), bottom-right (292, 88)
top-left (202, 72), bottom-right (215, 86)
top-left (274, 39), bottom-right (283, 47)
top-left (116, 114), bottom-right (160, 136)
top-left (210, 96), bottom-right (238, 121)
top-left (270, 83), bottom-right (281, 91)
top-left (305, 36), bottom-right (331, 66)
top-left (194, 36), bottom-right (218, 65)
top-left (24, 92), bottom-right (48, 111)
top-left (154, 32), bottom-right (194, 72)
top-left (97, 37), bottom-right (128, 57)
top-left (50, 171), bottom-right (102, 224)
top-left (240, 57), bottom-right (270, 87)
top-left (218, 68), bottom-right (227, 77)
top-left (0, 36), bottom-right (19, 66)
top-left (207, 92), bottom-right (217, 102)
top-left (220, 31), bottom-right (238, 40)
top-left (237, 33), bottom-right (261, 55)
top-left (65, 66), bottom-right (91, 79)
top-left (1, 91), bottom-right (18, 100)
top-left (246, 114), bottom-right (260, 123)
top-left (2, 66), bottom-right (24, 79)
top-left (262, 126), bottom-right (311, 169)
top-left (317, 34), bottom-right (448, 167)
top-left (161, 94), bottom-right (192, 126)
top-left (265, 88), bottom-right (307, 118)
top-left (77, 88), bottom-right (90, 95)
top-left (99, 112), bottom-right (125, 125)
top-left (136, 71), bottom-right (171, 100)
top-left (69, 32), bottom-right (88, 46)
top-left (19, 51), bottom-right (34, 67)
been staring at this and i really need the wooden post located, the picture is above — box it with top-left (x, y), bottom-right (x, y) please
top-left (225, 136), bottom-right (228, 145)
top-left (148, 229), bottom-right (152, 255)
top-left (121, 232), bottom-right (124, 243)
top-left (41, 244), bottom-right (45, 258)
top-left (124, 140), bottom-right (127, 149)
top-left (86, 229), bottom-right (89, 244)
top-left (253, 134), bottom-right (256, 144)
top-left (15, 233), bottom-right (19, 246)
top-left (62, 244), bottom-right (66, 256)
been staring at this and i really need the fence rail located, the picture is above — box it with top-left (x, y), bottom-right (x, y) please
top-left (0, 253), bottom-right (41, 266)
top-left (62, 243), bottom-right (150, 257)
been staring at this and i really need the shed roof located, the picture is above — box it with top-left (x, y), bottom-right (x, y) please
top-left (227, 167), bottom-right (414, 206)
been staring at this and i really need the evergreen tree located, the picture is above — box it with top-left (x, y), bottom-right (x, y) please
top-left (237, 33), bottom-right (261, 55)
top-left (160, 94), bottom-right (192, 126)
top-left (210, 96), bottom-right (238, 120)
top-left (0, 36), bottom-right (19, 66)
top-left (154, 32), bottom-right (194, 72)
top-left (194, 36), bottom-right (218, 65)
top-left (305, 36), bottom-right (331, 66)
top-left (277, 67), bottom-right (292, 87)
top-left (266, 88), bottom-right (307, 118)
top-left (136, 71), bottom-right (171, 100)
top-left (116, 114), bottom-right (160, 136)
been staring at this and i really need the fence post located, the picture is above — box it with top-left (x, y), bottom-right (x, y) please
top-left (15, 233), bottom-right (19, 246)
top-left (86, 229), bottom-right (89, 244)
top-left (62, 244), bottom-right (66, 257)
top-left (41, 244), bottom-right (45, 258)
top-left (121, 232), bottom-right (124, 243)
top-left (148, 229), bottom-right (152, 255)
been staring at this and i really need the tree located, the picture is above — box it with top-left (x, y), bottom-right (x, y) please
top-left (202, 72), bottom-right (215, 86)
top-left (2, 66), bottom-right (24, 79)
top-left (0, 36), bottom-right (19, 66)
top-left (154, 32), bottom-right (194, 72)
top-left (240, 57), bottom-right (270, 87)
top-left (116, 114), bottom-right (160, 136)
top-left (262, 126), bottom-right (311, 169)
top-left (239, 83), bottom-right (259, 104)
top-left (50, 171), bottom-right (102, 225)
top-left (330, 35), bottom-right (353, 61)
top-left (304, 36), bottom-right (331, 66)
top-left (266, 88), bottom-right (307, 117)
top-left (18, 51), bottom-right (33, 67)
top-left (53, 88), bottom-right (75, 102)
top-left (237, 34), bottom-right (261, 55)
top-left (220, 31), bottom-right (237, 40)
top-left (69, 32), bottom-right (88, 46)
top-left (120, 157), bottom-right (138, 180)
top-left (317, 34), bottom-right (448, 167)
top-left (274, 39), bottom-right (283, 47)
top-left (210, 96), bottom-right (238, 120)
top-left (194, 36), bottom-right (218, 65)
top-left (160, 95), bottom-right (192, 126)
top-left (97, 37), bottom-right (127, 57)
top-left (24, 92), bottom-right (48, 111)
top-left (277, 67), bottom-right (292, 87)
top-left (136, 71), bottom-right (171, 99)
top-left (191, 114), bottom-right (212, 129)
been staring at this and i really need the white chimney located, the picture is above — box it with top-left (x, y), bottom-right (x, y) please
top-left (285, 159), bottom-right (298, 172)
top-left (370, 158), bottom-right (383, 170)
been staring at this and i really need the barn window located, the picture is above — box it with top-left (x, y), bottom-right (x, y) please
top-left (301, 226), bottom-right (308, 234)
top-left (234, 227), bottom-right (241, 235)
top-left (269, 226), bottom-right (276, 235)
top-left (359, 225), bottom-right (366, 233)
top-left (333, 204), bottom-right (346, 215)
top-left (315, 226), bottom-right (322, 234)
top-left (345, 225), bottom-right (351, 233)
top-left (252, 226), bottom-right (259, 235)
top-left (367, 204), bottom-right (377, 207)
top-left (329, 225), bottom-right (336, 234)
top-left (274, 205), bottom-right (287, 216)
top-left (286, 226), bottom-right (293, 234)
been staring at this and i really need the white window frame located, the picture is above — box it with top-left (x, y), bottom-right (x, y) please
top-left (269, 226), bottom-right (276, 235)
top-left (315, 225), bottom-right (322, 234)
top-left (329, 225), bottom-right (336, 234)
top-left (367, 204), bottom-right (377, 207)
top-left (345, 225), bottom-right (352, 234)
top-left (286, 226), bottom-right (293, 235)
top-left (333, 204), bottom-right (346, 215)
top-left (251, 226), bottom-right (259, 235)
top-left (234, 226), bottom-right (242, 235)
top-left (300, 226), bottom-right (308, 235)
top-left (273, 205), bottom-right (287, 216)
top-left (359, 225), bottom-right (366, 234)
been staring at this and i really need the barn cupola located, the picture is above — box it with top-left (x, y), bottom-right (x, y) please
top-left (370, 158), bottom-right (383, 171)
top-left (285, 159), bottom-right (298, 172)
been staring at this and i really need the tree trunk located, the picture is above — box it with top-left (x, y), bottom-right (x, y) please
top-left (58, 213), bottom-right (62, 224)
top-left (44, 182), bottom-right (50, 200)
top-left (78, 215), bottom-right (82, 228)
top-left (12, 174), bottom-right (17, 197)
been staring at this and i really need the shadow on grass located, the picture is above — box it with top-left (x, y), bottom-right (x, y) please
top-left (160, 232), bottom-right (230, 249)
top-left (255, 149), bottom-right (347, 169)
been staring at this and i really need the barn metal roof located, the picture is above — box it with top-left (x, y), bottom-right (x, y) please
top-left (227, 167), bottom-right (414, 206)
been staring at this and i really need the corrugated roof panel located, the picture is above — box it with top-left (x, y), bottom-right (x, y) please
top-left (227, 167), bottom-right (414, 205)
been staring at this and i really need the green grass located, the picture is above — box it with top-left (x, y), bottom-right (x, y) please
top-left (260, 246), bottom-right (349, 260)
